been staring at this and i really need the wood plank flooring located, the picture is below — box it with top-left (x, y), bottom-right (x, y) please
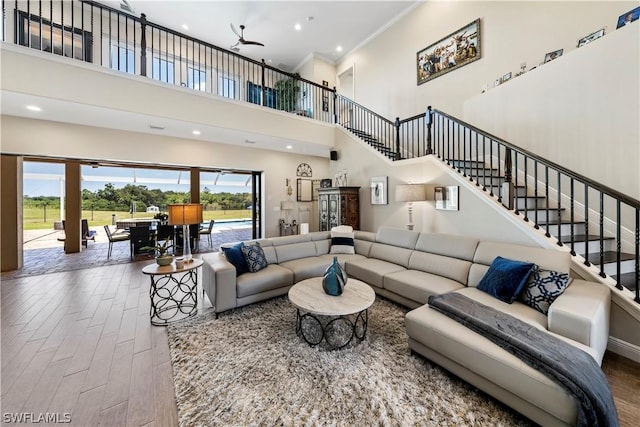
top-left (1, 260), bottom-right (639, 426)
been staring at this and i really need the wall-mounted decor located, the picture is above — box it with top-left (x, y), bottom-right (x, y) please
top-left (312, 179), bottom-right (321, 201)
top-left (370, 176), bottom-right (388, 205)
top-left (435, 186), bottom-right (459, 211)
top-left (502, 72), bottom-right (512, 83)
top-left (616, 6), bottom-right (639, 29)
top-left (417, 19), bottom-right (480, 85)
top-left (320, 179), bottom-right (332, 188)
top-left (544, 49), bottom-right (563, 63)
top-left (577, 28), bottom-right (605, 47)
top-left (296, 163), bottom-right (312, 177)
top-left (297, 179), bottom-right (313, 202)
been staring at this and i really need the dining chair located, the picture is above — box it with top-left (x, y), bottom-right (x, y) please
top-left (199, 219), bottom-right (215, 248)
top-left (82, 219), bottom-right (96, 248)
top-left (129, 226), bottom-right (153, 259)
top-left (104, 225), bottom-right (130, 259)
top-left (156, 224), bottom-right (175, 253)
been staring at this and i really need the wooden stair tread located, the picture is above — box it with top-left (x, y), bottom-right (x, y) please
top-left (560, 234), bottom-right (614, 241)
top-left (537, 219), bottom-right (586, 225)
top-left (584, 251), bottom-right (636, 264)
top-left (612, 272), bottom-right (639, 291)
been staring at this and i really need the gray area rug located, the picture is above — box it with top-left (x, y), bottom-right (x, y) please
top-left (167, 296), bottom-right (532, 426)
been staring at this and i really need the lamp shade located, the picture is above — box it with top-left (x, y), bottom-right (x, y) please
top-left (168, 203), bottom-right (203, 225)
top-left (395, 184), bottom-right (426, 202)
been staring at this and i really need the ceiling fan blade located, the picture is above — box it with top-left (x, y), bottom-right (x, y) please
top-left (230, 41), bottom-right (240, 49)
top-left (243, 40), bottom-right (265, 47)
top-left (230, 23), bottom-right (241, 38)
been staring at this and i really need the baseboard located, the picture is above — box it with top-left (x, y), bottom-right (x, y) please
top-left (608, 336), bottom-right (640, 363)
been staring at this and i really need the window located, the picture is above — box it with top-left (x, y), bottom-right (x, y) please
top-left (218, 76), bottom-right (236, 99)
top-left (188, 66), bottom-right (206, 91)
top-left (152, 57), bottom-right (175, 84)
top-left (110, 45), bottom-right (135, 74)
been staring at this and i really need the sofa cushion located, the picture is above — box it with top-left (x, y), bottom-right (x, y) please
top-left (330, 226), bottom-right (355, 254)
top-left (236, 264), bottom-right (294, 298)
top-left (376, 226), bottom-right (419, 249)
top-left (415, 233), bottom-right (479, 261)
top-left (408, 251), bottom-right (472, 285)
top-left (221, 242), bottom-right (248, 276)
top-left (345, 258), bottom-right (406, 288)
top-left (275, 241), bottom-right (318, 263)
top-left (473, 241), bottom-right (570, 274)
top-left (520, 266), bottom-right (570, 315)
top-left (477, 256), bottom-right (534, 303)
top-left (279, 256), bottom-right (333, 283)
top-left (369, 243), bottom-right (413, 268)
top-left (384, 270), bottom-right (465, 305)
top-left (241, 242), bottom-right (268, 273)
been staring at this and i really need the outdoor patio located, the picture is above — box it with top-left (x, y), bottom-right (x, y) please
top-left (1, 224), bottom-right (253, 279)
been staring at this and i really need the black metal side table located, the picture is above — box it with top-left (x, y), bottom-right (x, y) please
top-left (142, 258), bottom-right (203, 325)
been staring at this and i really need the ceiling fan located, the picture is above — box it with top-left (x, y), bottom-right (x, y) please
top-left (230, 23), bottom-right (265, 51)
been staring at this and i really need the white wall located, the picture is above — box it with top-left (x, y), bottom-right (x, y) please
top-left (464, 23), bottom-right (640, 199)
top-left (337, 1), bottom-right (637, 118)
top-left (0, 116), bottom-right (330, 238)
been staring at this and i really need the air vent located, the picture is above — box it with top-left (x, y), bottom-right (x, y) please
top-left (120, 0), bottom-right (135, 14)
top-left (149, 125), bottom-right (165, 130)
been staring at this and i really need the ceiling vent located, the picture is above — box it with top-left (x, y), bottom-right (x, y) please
top-left (149, 124), bottom-right (165, 130)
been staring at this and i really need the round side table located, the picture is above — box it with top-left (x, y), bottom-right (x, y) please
top-left (142, 258), bottom-right (203, 326)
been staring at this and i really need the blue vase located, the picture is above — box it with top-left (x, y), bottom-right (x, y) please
top-left (322, 256), bottom-right (348, 296)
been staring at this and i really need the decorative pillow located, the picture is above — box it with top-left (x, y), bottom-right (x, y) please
top-left (221, 242), bottom-right (248, 276)
top-left (477, 256), bottom-right (535, 303)
top-left (330, 225), bottom-right (355, 254)
top-left (520, 266), bottom-right (570, 315)
top-left (241, 242), bottom-right (268, 273)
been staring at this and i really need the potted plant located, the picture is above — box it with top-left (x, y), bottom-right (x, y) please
top-left (274, 74), bottom-right (301, 112)
top-left (142, 240), bottom-right (174, 266)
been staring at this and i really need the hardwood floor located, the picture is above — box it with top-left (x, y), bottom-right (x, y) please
top-left (1, 260), bottom-right (639, 426)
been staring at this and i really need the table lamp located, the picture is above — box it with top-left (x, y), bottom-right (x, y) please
top-left (395, 184), bottom-right (426, 230)
top-left (168, 203), bottom-right (203, 262)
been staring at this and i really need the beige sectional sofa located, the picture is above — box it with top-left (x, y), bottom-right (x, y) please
top-left (201, 226), bottom-right (611, 427)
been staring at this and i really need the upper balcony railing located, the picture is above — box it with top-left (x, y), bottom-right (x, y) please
top-left (3, 0), bottom-right (338, 123)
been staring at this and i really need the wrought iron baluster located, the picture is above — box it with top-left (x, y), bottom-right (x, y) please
top-left (599, 192), bottom-right (605, 277)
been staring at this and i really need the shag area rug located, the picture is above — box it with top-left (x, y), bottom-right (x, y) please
top-left (167, 297), bottom-right (532, 426)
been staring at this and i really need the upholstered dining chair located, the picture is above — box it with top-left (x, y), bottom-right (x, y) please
top-left (199, 219), bottom-right (215, 248)
top-left (129, 226), bottom-right (153, 259)
top-left (103, 225), bottom-right (130, 259)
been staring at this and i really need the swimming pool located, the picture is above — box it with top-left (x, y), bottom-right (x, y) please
top-left (211, 219), bottom-right (253, 229)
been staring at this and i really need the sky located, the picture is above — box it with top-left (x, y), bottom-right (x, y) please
top-left (23, 162), bottom-right (252, 197)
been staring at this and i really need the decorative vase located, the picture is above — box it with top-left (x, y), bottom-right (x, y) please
top-left (156, 254), bottom-right (174, 266)
top-left (322, 256), bottom-right (348, 296)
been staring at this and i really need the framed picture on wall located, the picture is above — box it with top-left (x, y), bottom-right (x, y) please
top-left (370, 176), bottom-right (388, 205)
top-left (416, 19), bottom-right (481, 85)
top-left (577, 28), bottom-right (605, 47)
top-left (544, 49), bottom-right (563, 63)
top-left (616, 6), bottom-right (640, 29)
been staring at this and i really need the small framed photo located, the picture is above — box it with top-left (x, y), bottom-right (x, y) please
top-left (544, 49), bottom-right (563, 63)
top-left (502, 72), bottom-right (512, 82)
top-left (494, 78), bottom-right (501, 87)
top-left (322, 80), bottom-right (329, 87)
top-left (617, 6), bottom-right (640, 29)
top-left (435, 186), bottom-right (459, 211)
top-left (370, 176), bottom-right (388, 205)
top-left (577, 28), bottom-right (605, 47)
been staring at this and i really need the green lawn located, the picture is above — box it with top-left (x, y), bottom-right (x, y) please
top-left (23, 207), bottom-right (252, 230)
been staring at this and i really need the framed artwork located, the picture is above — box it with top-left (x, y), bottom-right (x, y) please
top-left (577, 28), bottom-right (605, 47)
top-left (417, 19), bottom-right (481, 85)
top-left (435, 186), bottom-right (459, 211)
top-left (544, 49), bottom-right (563, 63)
top-left (320, 179), bottom-right (332, 188)
top-left (502, 72), bottom-right (512, 82)
top-left (616, 6), bottom-right (640, 29)
top-left (312, 179), bottom-right (321, 201)
top-left (370, 176), bottom-right (388, 205)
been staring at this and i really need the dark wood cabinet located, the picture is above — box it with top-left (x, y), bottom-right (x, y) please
top-left (318, 187), bottom-right (360, 231)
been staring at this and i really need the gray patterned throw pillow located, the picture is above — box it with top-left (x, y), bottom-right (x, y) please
top-left (241, 242), bottom-right (268, 273)
top-left (520, 266), bottom-right (570, 315)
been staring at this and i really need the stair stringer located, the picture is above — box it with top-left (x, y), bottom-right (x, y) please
top-left (431, 155), bottom-right (640, 360)
top-left (337, 126), bottom-right (396, 164)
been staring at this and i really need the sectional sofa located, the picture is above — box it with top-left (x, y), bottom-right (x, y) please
top-left (201, 226), bottom-right (611, 427)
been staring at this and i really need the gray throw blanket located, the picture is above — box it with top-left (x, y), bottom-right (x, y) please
top-left (428, 292), bottom-right (618, 427)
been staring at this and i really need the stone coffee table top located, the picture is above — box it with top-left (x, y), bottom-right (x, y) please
top-left (288, 277), bottom-right (375, 316)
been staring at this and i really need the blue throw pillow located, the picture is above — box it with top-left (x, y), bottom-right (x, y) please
top-left (520, 266), bottom-right (570, 315)
top-left (477, 256), bottom-right (535, 303)
top-left (241, 242), bottom-right (268, 273)
top-left (221, 242), bottom-right (248, 276)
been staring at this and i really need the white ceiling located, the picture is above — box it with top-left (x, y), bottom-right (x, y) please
top-left (98, 0), bottom-right (417, 70)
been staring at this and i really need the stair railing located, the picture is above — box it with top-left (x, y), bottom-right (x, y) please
top-left (427, 108), bottom-right (640, 302)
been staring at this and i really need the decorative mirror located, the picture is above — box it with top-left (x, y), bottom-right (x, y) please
top-left (296, 163), bottom-right (312, 177)
top-left (297, 179), bottom-right (313, 202)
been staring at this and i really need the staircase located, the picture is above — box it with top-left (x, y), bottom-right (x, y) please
top-left (449, 158), bottom-right (638, 293)
top-left (344, 127), bottom-right (397, 160)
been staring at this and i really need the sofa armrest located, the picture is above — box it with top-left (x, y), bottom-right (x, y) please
top-left (548, 279), bottom-right (610, 364)
top-left (202, 253), bottom-right (238, 313)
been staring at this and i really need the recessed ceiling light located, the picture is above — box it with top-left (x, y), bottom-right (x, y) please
top-left (192, 130), bottom-right (201, 135)
top-left (294, 23), bottom-right (302, 31)
top-left (182, 24), bottom-right (189, 30)
top-left (336, 46), bottom-right (343, 52)
top-left (306, 16), bottom-right (314, 22)
top-left (26, 105), bottom-right (41, 112)
top-left (286, 145), bottom-right (293, 150)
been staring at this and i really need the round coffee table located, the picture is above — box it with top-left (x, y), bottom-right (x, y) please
top-left (288, 277), bottom-right (375, 349)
